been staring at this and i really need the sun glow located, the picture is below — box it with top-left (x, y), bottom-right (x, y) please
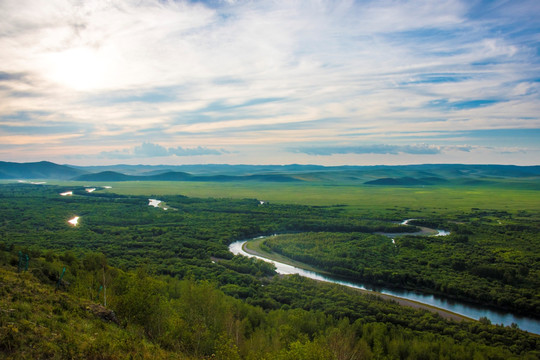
top-left (48, 47), bottom-right (107, 91)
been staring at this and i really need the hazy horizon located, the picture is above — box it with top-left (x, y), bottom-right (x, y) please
top-left (4, 159), bottom-right (540, 169)
top-left (1, 0), bottom-right (539, 166)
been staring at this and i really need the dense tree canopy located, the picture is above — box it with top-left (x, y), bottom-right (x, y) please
top-left (0, 183), bottom-right (539, 359)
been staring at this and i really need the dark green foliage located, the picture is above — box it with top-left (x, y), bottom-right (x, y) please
top-left (1, 247), bottom-right (539, 359)
top-left (263, 223), bottom-right (540, 316)
top-left (0, 183), bottom-right (412, 282)
top-left (0, 183), bottom-right (539, 359)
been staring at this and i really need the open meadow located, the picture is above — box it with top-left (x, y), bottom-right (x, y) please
top-left (47, 179), bottom-right (540, 214)
top-left (1, 175), bottom-right (539, 358)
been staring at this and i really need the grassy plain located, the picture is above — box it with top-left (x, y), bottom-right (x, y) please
top-left (1, 177), bottom-right (539, 356)
top-left (44, 180), bottom-right (540, 215)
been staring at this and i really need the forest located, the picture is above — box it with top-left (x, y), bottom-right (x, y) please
top-left (262, 223), bottom-right (540, 317)
top-left (0, 182), bottom-right (539, 359)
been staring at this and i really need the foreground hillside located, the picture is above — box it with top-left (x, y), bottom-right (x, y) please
top-left (0, 263), bottom-right (174, 359)
top-left (1, 245), bottom-right (539, 359)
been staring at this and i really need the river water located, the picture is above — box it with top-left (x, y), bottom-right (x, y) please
top-left (229, 236), bottom-right (540, 335)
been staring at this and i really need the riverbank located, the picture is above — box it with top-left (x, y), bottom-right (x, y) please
top-left (242, 238), bottom-right (472, 323)
top-left (376, 226), bottom-right (438, 237)
top-left (244, 237), bottom-right (328, 274)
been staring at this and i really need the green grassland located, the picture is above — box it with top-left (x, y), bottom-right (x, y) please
top-left (3, 180), bottom-right (538, 315)
top-left (1, 176), bottom-right (539, 359)
top-left (44, 179), bottom-right (540, 213)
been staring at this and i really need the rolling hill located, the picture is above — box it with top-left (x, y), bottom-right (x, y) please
top-left (0, 161), bottom-right (87, 180)
top-left (72, 170), bottom-right (302, 182)
top-left (365, 177), bottom-right (448, 186)
top-left (1, 161), bottom-right (539, 186)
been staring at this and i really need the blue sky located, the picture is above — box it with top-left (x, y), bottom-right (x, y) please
top-left (0, 0), bottom-right (539, 165)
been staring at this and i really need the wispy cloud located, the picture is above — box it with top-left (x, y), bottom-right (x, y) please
top-left (292, 144), bottom-right (443, 156)
top-left (0, 71), bottom-right (27, 82)
top-left (100, 142), bottom-right (224, 159)
top-left (0, 0), bottom-right (538, 164)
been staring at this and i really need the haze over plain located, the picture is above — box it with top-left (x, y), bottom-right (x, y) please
top-left (1, 0), bottom-right (539, 165)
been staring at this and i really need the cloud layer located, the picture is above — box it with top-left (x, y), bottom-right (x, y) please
top-left (100, 142), bottom-right (224, 159)
top-left (293, 144), bottom-right (443, 156)
top-left (0, 0), bottom-right (539, 165)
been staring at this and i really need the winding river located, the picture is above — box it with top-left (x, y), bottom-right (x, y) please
top-left (230, 232), bottom-right (540, 335)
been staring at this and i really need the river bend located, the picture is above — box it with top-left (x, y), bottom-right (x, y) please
top-left (229, 235), bottom-right (540, 335)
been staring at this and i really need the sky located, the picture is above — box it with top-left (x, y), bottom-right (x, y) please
top-left (1, 0), bottom-right (539, 166)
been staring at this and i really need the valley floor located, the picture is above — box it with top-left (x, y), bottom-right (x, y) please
top-left (242, 238), bottom-right (470, 322)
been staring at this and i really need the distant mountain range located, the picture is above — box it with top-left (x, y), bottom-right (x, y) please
top-left (0, 161), bottom-right (87, 180)
top-left (1, 161), bottom-right (539, 186)
top-left (73, 171), bottom-right (301, 183)
top-left (364, 177), bottom-right (448, 186)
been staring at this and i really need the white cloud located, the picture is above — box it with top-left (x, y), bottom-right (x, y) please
top-left (292, 144), bottom-right (442, 156)
top-left (0, 0), bottom-right (538, 164)
top-left (100, 142), bottom-right (224, 159)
